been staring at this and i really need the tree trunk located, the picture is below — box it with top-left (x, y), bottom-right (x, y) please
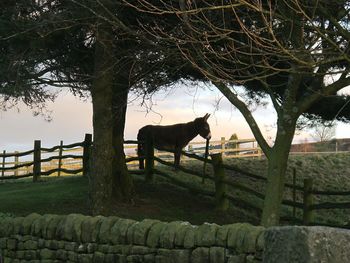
top-left (111, 63), bottom-right (134, 201)
top-left (89, 25), bottom-right (135, 213)
top-left (261, 118), bottom-right (297, 227)
top-left (89, 24), bottom-right (115, 215)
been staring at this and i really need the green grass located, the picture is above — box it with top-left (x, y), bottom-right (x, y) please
top-left (0, 175), bottom-right (258, 225)
top-left (0, 176), bottom-right (89, 216)
top-left (179, 153), bottom-right (350, 226)
top-left (0, 153), bottom-right (349, 226)
top-left (224, 154), bottom-right (350, 206)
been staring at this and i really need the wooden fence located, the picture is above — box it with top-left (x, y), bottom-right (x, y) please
top-left (187, 137), bottom-right (262, 158)
top-left (129, 138), bottom-right (350, 229)
top-left (1, 135), bottom-right (349, 228)
top-left (0, 134), bottom-right (92, 181)
top-left (0, 136), bottom-right (261, 178)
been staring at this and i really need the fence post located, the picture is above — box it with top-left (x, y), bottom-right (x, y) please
top-left (303, 178), bottom-right (314, 225)
top-left (14, 152), bottom-right (19, 177)
top-left (335, 141), bottom-right (338, 152)
top-left (1, 150), bottom-right (5, 177)
top-left (221, 137), bottom-right (226, 156)
top-left (83, 134), bottom-right (92, 177)
top-left (33, 140), bottom-right (41, 182)
top-left (292, 168), bottom-right (296, 220)
top-left (58, 140), bottom-right (63, 177)
top-left (211, 153), bottom-right (229, 211)
top-left (145, 136), bottom-right (154, 182)
top-left (258, 148), bottom-right (262, 159)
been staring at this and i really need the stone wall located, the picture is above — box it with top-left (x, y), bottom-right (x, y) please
top-left (0, 213), bottom-right (264, 263)
top-left (263, 226), bottom-right (350, 263)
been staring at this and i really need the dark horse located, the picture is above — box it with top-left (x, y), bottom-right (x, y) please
top-left (137, 113), bottom-right (211, 169)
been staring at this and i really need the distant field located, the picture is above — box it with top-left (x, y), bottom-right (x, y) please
top-left (0, 153), bottom-right (349, 226)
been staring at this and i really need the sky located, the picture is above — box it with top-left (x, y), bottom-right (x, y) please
top-left (1, 84), bottom-right (350, 153)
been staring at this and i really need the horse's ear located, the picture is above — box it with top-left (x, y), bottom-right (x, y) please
top-left (204, 113), bottom-right (210, 121)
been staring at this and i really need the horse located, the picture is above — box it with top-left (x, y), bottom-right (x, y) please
top-left (137, 113), bottom-right (211, 169)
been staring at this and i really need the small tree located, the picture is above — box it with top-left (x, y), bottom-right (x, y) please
top-left (227, 133), bottom-right (239, 155)
top-left (310, 124), bottom-right (336, 143)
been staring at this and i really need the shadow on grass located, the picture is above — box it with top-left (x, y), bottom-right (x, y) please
top-left (0, 175), bottom-right (259, 226)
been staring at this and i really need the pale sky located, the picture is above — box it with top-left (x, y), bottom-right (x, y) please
top-left (1, 84), bottom-right (350, 153)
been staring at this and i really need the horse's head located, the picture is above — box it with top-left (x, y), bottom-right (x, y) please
top-left (195, 113), bottom-right (212, 140)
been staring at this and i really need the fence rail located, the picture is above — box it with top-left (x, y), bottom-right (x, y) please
top-left (5, 136), bottom-right (348, 178)
top-left (0, 134), bottom-right (92, 181)
top-left (1, 135), bottom-right (349, 229)
top-left (138, 137), bottom-right (350, 229)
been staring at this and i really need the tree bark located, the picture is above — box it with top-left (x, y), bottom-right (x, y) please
top-left (89, 23), bottom-right (115, 215)
top-left (89, 23), bottom-right (135, 214)
top-left (111, 62), bottom-right (134, 201)
top-left (261, 117), bottom-right (297, 226)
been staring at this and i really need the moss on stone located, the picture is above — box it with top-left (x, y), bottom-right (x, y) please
top-left (174, 222), bottom-right (192, 247)
top-left (12, 217), bottom-right (24, 235)
top-left (45, 214), bottom-right (64, 239)
top-left (183, 226), bottom-right (198, 249)
top-left (132, 219), bottom-right (160, 246)
top-left (159, 221), bottom-right (184, 249)
top-left (0, 217), bottom-right (14, 237)
top-left (195, 223), bottom-right (219, 247)
top-left (22, 213), bottom-right (40, 235)
top-left (81, 215), bottom-right (104, 243)
top-left (191, 247), bottom-right (209, 263)
top-left (98, 216), bottom-right (120, 244)
top-left (146, 222), bottom-right (168, 248)
top-left (110, 218), bottom-right (136, 245)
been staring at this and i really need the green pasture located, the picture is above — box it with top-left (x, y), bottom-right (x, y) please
top-left (0, 153), bottom-right (349, 226)
top-left (0, 176), bottom-right (89, 216)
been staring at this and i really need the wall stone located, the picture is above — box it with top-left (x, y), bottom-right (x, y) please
top-left (0, 213), bottom-right (264, 263)
top-left (263, 226), bottom-right (350, 263)
top-left (2, 214), bottom-right (350, 262)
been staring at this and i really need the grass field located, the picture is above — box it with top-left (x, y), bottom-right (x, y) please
top-left (0, 153), bottom-right (349, 226)
top-left (181, 153), bottom-right (350, 226)
top-left (0, 176), bottom-right (89, 216)
top-left (0, 175), bottom-right (257, 225)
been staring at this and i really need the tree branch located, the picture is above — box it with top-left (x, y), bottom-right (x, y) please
top-left (298, 76), bottom-right (350, 114)
top-left (213, 81), bottom-right (272, 157)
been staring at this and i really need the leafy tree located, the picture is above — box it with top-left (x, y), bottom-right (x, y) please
top-left (130, 0), bottom-right (350, 226)
top-left (0, 0), bottom-right (199, 214)
top-left (227, 133), bottom-right (239, 154)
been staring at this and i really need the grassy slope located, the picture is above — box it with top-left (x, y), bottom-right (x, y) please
top-left (0, 175), bottom-right (257, 225)
top-left (0, 153), bottom-right (349, 226)
top-left (225, 153), bottom-right (350, 225)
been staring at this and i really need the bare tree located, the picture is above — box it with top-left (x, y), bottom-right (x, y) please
top-left (310, 124), bottom-right (336, 142)
top-left (128, 0), bottom-right (350, 226)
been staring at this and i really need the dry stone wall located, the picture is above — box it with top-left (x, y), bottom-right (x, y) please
top-left (263, 226), bottom-right (350, 263)
top-left (0, 213), bottom-right (265, 263)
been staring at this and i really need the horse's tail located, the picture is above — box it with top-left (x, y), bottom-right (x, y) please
top-left (137, 127), bottom-right (146, 169)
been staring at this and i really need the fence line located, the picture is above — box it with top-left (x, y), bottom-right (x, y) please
top-left (5, 136), bottom-right (347, 176)
top-left (0, 134), bottom-right (92, 181)
top-left (1, 135), bottom-right (349, 228)
top-left (140, 137), bottom-right (350, 229)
